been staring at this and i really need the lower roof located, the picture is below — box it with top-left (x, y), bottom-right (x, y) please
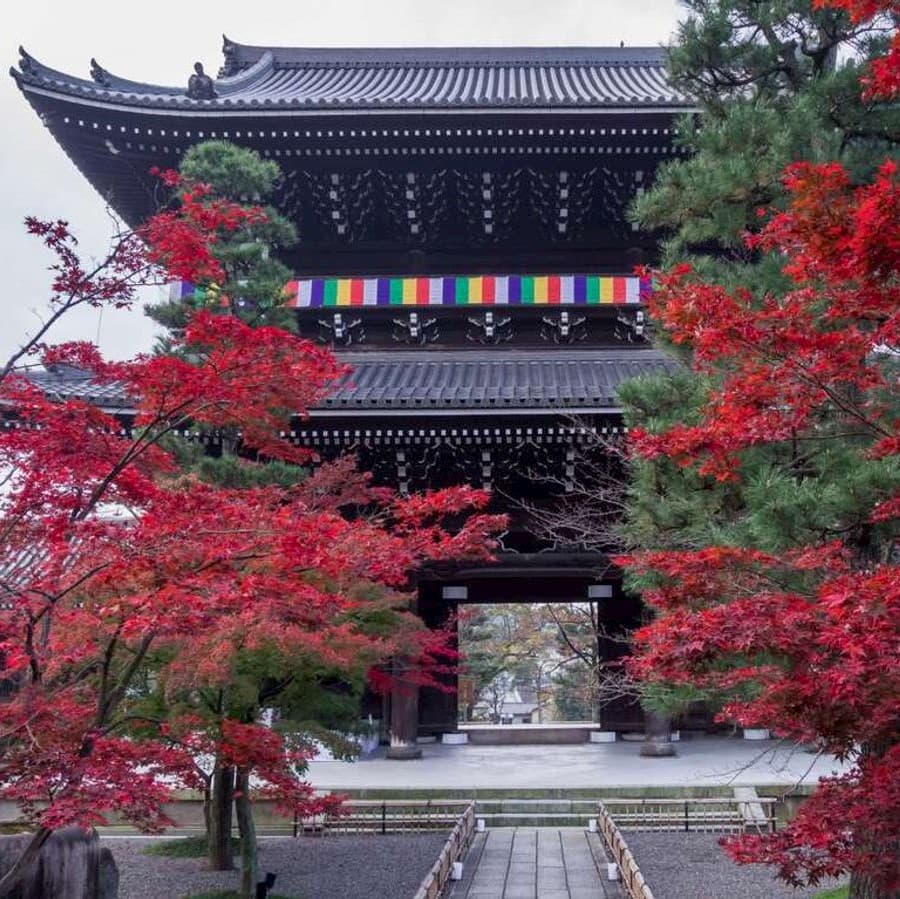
top-left (22, 348), bottom-right (673, 416)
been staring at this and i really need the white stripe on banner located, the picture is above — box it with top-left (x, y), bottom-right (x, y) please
top-left (429, 278), bottom-right (444, 305)
top-left (363, 279), bottom-right (379, 305)
top-left (494, 276), bottom-right (509, 304)
top-left (297, 281), bottom-right (313, 306)
top-left (560, 276), bottom-right (575, 303)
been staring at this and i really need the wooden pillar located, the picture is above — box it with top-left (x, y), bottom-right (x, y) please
top-left (640, 709), bottom-right (677, 757)
top-left (386, 661), bottom-right (421, 760)
top-left (418, 584), bottom-right (465, 737)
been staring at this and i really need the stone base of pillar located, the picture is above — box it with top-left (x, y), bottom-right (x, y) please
top-left (639, 739), bottom-right (677, 758)
top-left (590, 731), bottom-right (617, 743)
top-left (386, 742), bottom-right (422, 760)
top-left (442, 732), bottom-right (469, 745)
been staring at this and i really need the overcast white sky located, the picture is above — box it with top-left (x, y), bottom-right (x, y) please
top-left (2, 0), bottom-right (681, 364)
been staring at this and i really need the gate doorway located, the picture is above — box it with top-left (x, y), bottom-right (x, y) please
top-left (414, 564), bottom-right (645, 741)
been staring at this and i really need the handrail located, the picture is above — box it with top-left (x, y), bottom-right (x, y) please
top-left (596, 802), bottom-right (655, 899)
top-left (600, 796), bottom-right (778, 834)
top-left (295, 798), bottom-right (474, 836)
top-left (411, 801), bottom-right (477, 899)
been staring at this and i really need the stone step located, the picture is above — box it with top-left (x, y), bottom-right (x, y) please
top-left (478, 812), bottom-right (596, 828)
top-left (476, 799), bottom-right (599, 814)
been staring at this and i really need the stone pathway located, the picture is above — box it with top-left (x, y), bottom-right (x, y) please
top-left (449, 827), bottom-right (621, 899)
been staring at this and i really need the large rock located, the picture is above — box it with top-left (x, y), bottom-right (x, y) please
top-left (0, 827), bottom-right (118, 898)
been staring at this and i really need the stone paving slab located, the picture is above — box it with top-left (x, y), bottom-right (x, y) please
top-left (307, 736), bottom-right (847, 791)
top-left (449, 827), bottom-right (623, 899)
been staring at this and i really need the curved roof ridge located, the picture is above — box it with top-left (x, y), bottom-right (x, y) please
top-left (221, 37), bottom-right (669, 73)
top-left (13, 41), bottom-right (691, 111)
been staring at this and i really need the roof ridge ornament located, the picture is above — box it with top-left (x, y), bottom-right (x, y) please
top-left (220, 35), bottom-right (239, 78)
top-left (186, 61), bottom-right (217, 100)
top-left (17, 46), bottom-right (34, 76)
top-left (90, 58), bottom-right (112, 87)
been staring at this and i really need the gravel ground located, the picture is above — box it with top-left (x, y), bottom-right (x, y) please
top-left (104, 833), bottom-right (449, 899)
top-left (626, 833), bottom-right (847, 899)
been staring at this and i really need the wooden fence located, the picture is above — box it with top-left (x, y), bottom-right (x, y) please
top-left (295, 798), bottom-right (474, 836)
top-left (411, 801), bottom-right (477, 899)
top-left (596, 803), bottom-right (655, 899)
top-left (601, 796), bottom-right (778, 834)
top-left (595, 795), bottom-right (780, 899)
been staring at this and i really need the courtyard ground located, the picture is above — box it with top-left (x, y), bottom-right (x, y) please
top-left (104, 833), bottom-right (448, 899)
top-left (625, 832), bottom-right (849, 899)
top-left (306, 735), bottom-right (847, 792)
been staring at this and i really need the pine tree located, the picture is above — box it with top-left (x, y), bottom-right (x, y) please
top-left (144, 140), bottom-right (298, 350)
top-left (631, 0), bottom-right (899, 289)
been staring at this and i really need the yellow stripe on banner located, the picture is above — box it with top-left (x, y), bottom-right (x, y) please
top-left (534, 276), bottom-right (548, 302)
top-left (469, 276), bottom-right (483, 305)
top-left (402, 278), bottom-right (417, 305)
top-left (600, 277), bottom-right (614, 304)
top-left (336, 279), bottom-right (351, 306)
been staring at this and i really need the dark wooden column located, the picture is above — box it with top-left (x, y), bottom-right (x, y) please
top-left (640, 709), bottom-right (676, 757)
top-left (591, 583), bottom-right (644, 732)
top-left (416, 584), bottom-right (464, 738)
top-left (386, 660), bottom-right (422, 760)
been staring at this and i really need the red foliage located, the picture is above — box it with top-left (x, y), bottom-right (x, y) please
top-left (622, 120), bottom-right (900, 890)
top-left (817, 0), bottom-right (900, 98)
top-left (631, 161), bottom-right (900, 481)
top-left (139, 170), bottom-right (268, 284)
top-left (0, 193), bottom-right (505, 847)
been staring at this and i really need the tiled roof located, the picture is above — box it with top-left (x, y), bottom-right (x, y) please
top-left (25, 367), bottom-right (134, 411)
top-left (21, 350), bottom-right (674, 414)
top-left (322, 348), bottom-right (673, 411)
top-left (11, 42), bottom-right (692, 112)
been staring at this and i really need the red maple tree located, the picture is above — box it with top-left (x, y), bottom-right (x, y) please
top-left (619, 19), bottom-right (900, 897)
top-left (0, 191), bottom-right (503, 895)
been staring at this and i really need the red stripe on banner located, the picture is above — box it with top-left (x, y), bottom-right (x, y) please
top-left (349, 279), bottom-right (364, 306)
top-left (613, 277), bottom-right (626, 303)
top-left (284, 280), bottom-right (299, 308)
top-left (547, 275), bottom-right (561, 303)
top-left (482, 276), bottom-right (496, 304)
top-left (416, 277), bottom-right (430, 305)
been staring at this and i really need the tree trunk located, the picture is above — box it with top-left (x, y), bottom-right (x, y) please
top-left (207, 762), bottom-right (235, 871)
top-left (235, 768), bottom-right (258, 899)
top-left (849, 869), bottom-right (900, 899)
top-left (0, 826), bottom-right (52, 897)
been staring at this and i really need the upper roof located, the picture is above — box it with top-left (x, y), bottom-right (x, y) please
top-left (11, 39), bottom-right (692, 113)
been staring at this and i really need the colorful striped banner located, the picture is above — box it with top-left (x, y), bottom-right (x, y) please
top-left (172, 274), bottom-right (652, 309)
top-left (285, 274), bottom-right (650, 308)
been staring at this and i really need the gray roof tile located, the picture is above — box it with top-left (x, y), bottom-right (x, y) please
top-left (21, 349), bottom-right (674, 414)
top-left (12, 43), bottom-right (692, 112)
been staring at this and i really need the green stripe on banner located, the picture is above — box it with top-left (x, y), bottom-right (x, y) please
top-left (521, 277), bottom-right (534, 304)
top-left (456, 278), bottom-right (468, 305)
top-left (389, 279), bottom-right (403, 305)
top-left (586, 276), bottom-right (601, 304)
top-left (323, 280), bottom-right (338, 307)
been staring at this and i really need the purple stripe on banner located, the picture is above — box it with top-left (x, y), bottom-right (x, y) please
top-left (573, 275), bottom-right (587, 303)
top-left (180, 281), bottom-right (195, 299)
top-left (639, 277), bottom-right (653, 301)
top-left (310, 280), bottom-right (325, 307)
top-left (377, 279), bottom-right (391, 304)
top-left (442, 278), bottom-right (456, 306)
top-left (508, 276), bottom-right (521, 305)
